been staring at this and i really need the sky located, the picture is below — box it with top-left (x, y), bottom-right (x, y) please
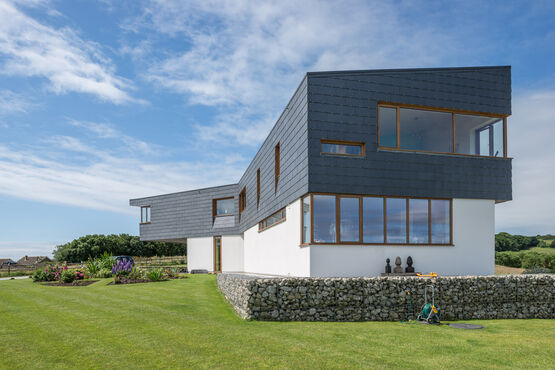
top-left (0, 0), bottom-right (554, 260)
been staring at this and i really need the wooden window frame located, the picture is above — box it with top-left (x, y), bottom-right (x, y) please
top-left (140, 206), bottom-right (151, 224)
top-left (377, 102), bottom-right (510, 159)
top-left (238, 187), bottom-right (246, 220)
top-left (212, 197), bottom-right (234, 221)
top-left (300, 192), bottom-right (453, 247)
top-left (213, 236), bottom-right (222, 273)
top-left (320, 139), bottom-right (365, 157)
top-left (256, 168), bottom-right (261, 208)
top-left (258, 208), bottom-right (286, 232)
top-left (275, 142), bottom-right (280, 193)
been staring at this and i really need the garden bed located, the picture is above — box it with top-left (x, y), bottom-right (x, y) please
top-left (41, 280), bottom-right (98, 287)
top-left (110, 276), bottom-right (188, 285)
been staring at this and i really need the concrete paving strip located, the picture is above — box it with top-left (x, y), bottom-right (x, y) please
top-left (0, 276), bottom-right (30, 280)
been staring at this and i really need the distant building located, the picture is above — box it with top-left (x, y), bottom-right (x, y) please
top-left (0, 258), bottom-right (16, 265)
top-left (16, 256), bottom-right (52, 266)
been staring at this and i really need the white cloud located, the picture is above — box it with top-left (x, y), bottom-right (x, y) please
top-left (0, 89), bottom-right (30, 115)
top-left (128, 0), bottom-right (451, 145)
top-left (0, 122), bottom-right (246, 215)
top-left (0, 0), bottom-right (138, 104)
top-left (495, 90), bottom-right (555, 235)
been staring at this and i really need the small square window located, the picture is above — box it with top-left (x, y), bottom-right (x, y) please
top-left (140, 206), bottom-right (151, 224)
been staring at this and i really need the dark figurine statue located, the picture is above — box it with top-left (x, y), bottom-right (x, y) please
top-left (385, 258), bottom-right (392, 273)
top-left (405, 256), bottom-right (415, 273)
top-left (393, 256), bottom-right (403, 273)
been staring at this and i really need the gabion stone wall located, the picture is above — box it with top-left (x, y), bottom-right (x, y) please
top-left (217, 273), bottom-right (555, 321)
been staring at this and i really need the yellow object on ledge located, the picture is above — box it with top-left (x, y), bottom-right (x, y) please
top-left (416, 272), bottom-right (438, 277)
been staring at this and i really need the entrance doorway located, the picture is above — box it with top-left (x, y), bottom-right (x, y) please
top-left (213, 236), bottom-right (222, 272)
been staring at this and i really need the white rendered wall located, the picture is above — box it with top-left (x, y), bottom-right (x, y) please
top-left (221, 235), bottom-right (244, 272)
top-left (243, 199), bottom-right (311, 276)
top-left (309, 199), bottom-right (495, 277)
top-left (187, 237), bottom-right (213, 271)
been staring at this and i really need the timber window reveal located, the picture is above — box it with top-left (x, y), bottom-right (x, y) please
top-left (213, 197), bottom-right (234, 219)
top-left (274, 142), bottom-right (280, 192)
top-left (378, 103), bottom-right (508, 158)
top-left (256, 168), bottom-right (261, 208)
top-left (321, 140), bottom-right (365, 157)
top-left (140, 206), bottom-right (151, 224)
top-left (303, 193), bottom-right (452, 246)
top-left (239, 187), bottom-right (246, 219)
top-left (258, 208), bottom-right (286, 232)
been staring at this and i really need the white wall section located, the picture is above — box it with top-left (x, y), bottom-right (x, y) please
top-left (187, 237), bottom-right (214, 271)
top-left (222, 235), bottom-right (244, 272)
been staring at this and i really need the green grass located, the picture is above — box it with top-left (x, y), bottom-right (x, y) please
top-left (1, 276), bottom-right (554, 369)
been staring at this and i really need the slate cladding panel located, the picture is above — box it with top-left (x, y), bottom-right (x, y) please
top-left (129, 184), bottom-right (239, 240)
top-left (306, 66), bottom-right (512, 201)
top-left (130, 66), bottom-right (513, 241)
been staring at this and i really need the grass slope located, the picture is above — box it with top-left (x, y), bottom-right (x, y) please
top-left (1, 276), bottom-right (554, 369)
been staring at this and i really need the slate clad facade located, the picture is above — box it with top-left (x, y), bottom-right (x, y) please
top-left (307, 66), bottom-right (512, 201)
top-left (130, 66), bottom-right (511, 242)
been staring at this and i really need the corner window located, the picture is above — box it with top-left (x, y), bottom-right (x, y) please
top-left (378, 103), bottom-right (507, 158)
top-left (321, 140), bottom-right (364, 157)
top-left (140, 206), bottom-right (151, 224)
top-left (302, 196), bottom-right (311, 244)
top-left (213, 197), bottom-right (234, 218)
top-left (258, 208), bottom-right (286, 232)
top-left (313, 195), bottom-right (336, 243)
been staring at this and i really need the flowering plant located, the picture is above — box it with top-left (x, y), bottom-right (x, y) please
top-left (112, 259), bottom-right (134, 277)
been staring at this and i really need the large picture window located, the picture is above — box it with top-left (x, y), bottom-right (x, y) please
top-left (303, 193), bottom-right (452, 245)
top-left (379, 103), bottom-right (507, 158)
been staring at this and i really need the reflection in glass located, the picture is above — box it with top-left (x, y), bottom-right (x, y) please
top-left (386, 198), bottom-right (406, 243)
top-left (340, 197), bottom-right (359, 242)
top-left (400, 108), bottom-right (453, 152)
top-left (313, 195), bottom-right (336, 243)
top-left (363, 197), bottom-right (384, 243)
top-left (322, 142), bottom-right (362, 156)
top-left (409, 199), bottom-right (429, 244)
top-left (379, 107), bottom-right (397, 147)
top-left (216, 198), bottom-right (234, 215)
top-left (302, 196), bottom-right (311, 243)
top-left (431, 200), bottom-right (450, 244)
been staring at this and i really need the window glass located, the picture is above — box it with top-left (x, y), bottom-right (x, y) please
top-left (259, 208), bottom-right (286, 231)
top-left (456, 114), bottom-right (504, 156)
top-left (216, 198), bottom-right (234, 216)
top-left (386, 198), bottom-right (406, 243)
top-left (363, 197), bottom-right (384, 243)
top-left (302, 196), bottom-right (311, 243)
top-left (141, 206), bottom-right (151, 223)
top-left (400, 108), bottom-right (453, 152)
top-left (409, 199), bottom-right (428, 244)
top-left (313, 195), bottom-right (336, 243)
top-left (493, 119), bottom-right (504, 157)
top-left (321, 142), bottom-right (363, 156)
top-left (379, 107), bottom-right (397, 147)
top-left (431, 200), bottom-right (450, 244)
top-left (340, 197), bottom-right (359, 242)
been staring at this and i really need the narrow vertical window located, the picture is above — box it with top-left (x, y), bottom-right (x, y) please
top-left (274, 142), bottom-right (280, 192)
top-left (256, 168), bottom-right (261, 208)
top-left (386, 198), bottom-right (406, 243)
top-left (302, 196), bottom-right (311, 244)
top-left (239, 187), bottom-right (246, 220)
top-left (313, 195), bottom-right (336, 243)
top-left (363, 197), bottom-right (384, 243)
top-left (379, 106), bottom-right (397, 147)
top-left (339, 197), bottom-right (360, 242)
top-left (140, 206), bottom-right (151, 224)
top-left (431, 199), bottom-right (450, 244)
top-left (409, 199), bottom-right (429, 244)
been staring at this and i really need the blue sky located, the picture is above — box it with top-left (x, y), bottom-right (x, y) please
top-left (0, 0), bottom-right (554, 259)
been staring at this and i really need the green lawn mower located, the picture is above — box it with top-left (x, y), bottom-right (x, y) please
top-left (417, 284), bottom-right (440, 324)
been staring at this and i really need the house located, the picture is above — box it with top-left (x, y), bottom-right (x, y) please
top-left (130, 66), bottom-right (511, 277)
top-left (16, 256), bottom-right (52, 266)
top-left (0, 258), bottom-right (16, 265)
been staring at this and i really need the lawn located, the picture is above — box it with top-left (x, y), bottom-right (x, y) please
top-left (1, 276), bottom-right (554, 369)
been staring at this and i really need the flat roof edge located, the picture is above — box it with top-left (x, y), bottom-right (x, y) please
top-left (307, 65), bottom-right (511, 77)
top-left (129, 183), bottom-right (238, 203)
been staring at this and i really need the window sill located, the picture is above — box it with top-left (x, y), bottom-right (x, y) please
top-left (140, 222), bottom-right (151, 225)
top-left (300, 243), bottom-right (454, 247)
top-left (378, 147), bottom-right (512, 159)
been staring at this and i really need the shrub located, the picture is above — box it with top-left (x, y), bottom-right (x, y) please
top-left (85, 257), bottom-right (100, 275)
top-left (146, 268), bottom-right (166, 282)
top-left (94, 268), bottom-right (113, 278)
top-left (61, 269), bottom-right (76, 283)
top-left (522, 267), bottom-right (552, 274)
top-left (495, 252), bottom-right (522, 268)
top-left (31, 269), bottom-right (47, 282)
top-left (164, 267), bottom-right (179, 279)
